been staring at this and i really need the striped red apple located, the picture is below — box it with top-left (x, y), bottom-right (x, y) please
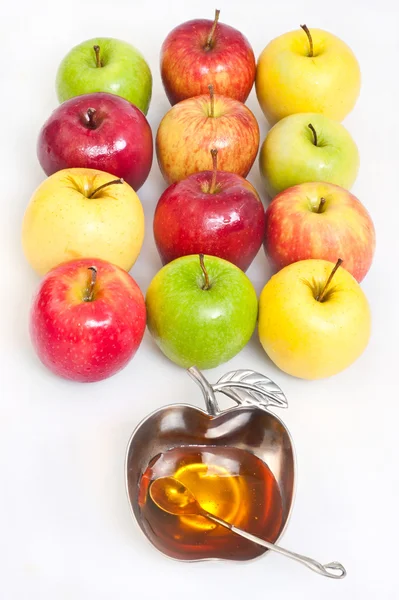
top-left (156, 85), bottom-right (259, 184)
top-left (264, 182), bottom-right (376, 282)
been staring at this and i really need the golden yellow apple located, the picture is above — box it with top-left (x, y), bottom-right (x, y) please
top-left (258, 259), bottom-right (371, 379)
top-left (255, 26), bottom-right (361, 124)
top-left (22, 168), bottom-right (144, 275)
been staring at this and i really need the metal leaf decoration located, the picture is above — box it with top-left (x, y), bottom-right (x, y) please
top-left (213, 370), bottom-right (288, 410)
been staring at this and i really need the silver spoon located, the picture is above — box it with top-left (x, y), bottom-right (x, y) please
top-left (149, 476), bottom-right (346, 579)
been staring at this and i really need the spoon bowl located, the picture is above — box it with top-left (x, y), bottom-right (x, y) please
top-left (150, 476), bottom-right (200, 516)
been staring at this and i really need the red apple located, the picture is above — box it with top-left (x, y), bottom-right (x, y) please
top-left (37, 92), bottom-right (153, 191)
top-left (264, 182), bottom-right (376, 282)
top-left (160, 9), bottom-right (256, 105)
top-left (153, 150), bottom-right (265, 271)
top-left (156, 86), bottom-right (259, 184)
top-left (30, 258), bottom-right (146, 382)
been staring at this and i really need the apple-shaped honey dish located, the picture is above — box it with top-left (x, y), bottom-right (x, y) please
top-left (125, 367), bottom-right (345, 578)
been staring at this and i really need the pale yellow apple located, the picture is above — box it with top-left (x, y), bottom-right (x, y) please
top-left (258, 259), bottom-right (371, 379)
top-left (22, 168), bottom-right (144, 275)
top-left (256, 27), bottom-right (361, 124)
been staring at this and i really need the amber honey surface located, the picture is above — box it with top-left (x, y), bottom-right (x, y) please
top-left (138, 445), bottom-right (284, 561)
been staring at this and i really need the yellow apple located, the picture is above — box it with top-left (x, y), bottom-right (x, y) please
top-left (258, 259), bottom-right (371, 379)
top-left (22, 168), bottom-right (144, 275)
top-left (255, 26), bottom-right (361, 124)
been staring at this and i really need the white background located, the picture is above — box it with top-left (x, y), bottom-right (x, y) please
top-left (1, 0), bottom-right (398, 598)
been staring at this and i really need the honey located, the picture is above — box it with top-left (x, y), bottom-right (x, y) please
top-left (138, 445), bottom-right (284, 561)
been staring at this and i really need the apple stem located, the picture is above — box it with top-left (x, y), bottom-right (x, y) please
top-left (199, 254), bottom-right (210, 290)
top-left (84, 266), bottom-right (97, 302)
top-left (205, 9), bottom-right (220, 50)
top-left (317, 197), bottom-right (326, 213)
top-left (93, 45), bottom-right (102, 68)
top-left (88, 178), bottom-right (124, 199)
top-left (210, 148), bottom-right (218, 193)
top-left (86, 108), bottom-right (97, 129)
top-left (308, 123), bottom-right (318, 146)
top-left (300, 24), bottom-right (314, 57)
top-left (208, 84), bottom-right (215, 118)
top-left (316, 258), bottom-right (343, 302)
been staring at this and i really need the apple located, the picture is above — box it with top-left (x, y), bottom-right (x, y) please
top-left (256, 25), bottom-right (361, 125)
top-left (264, 182), bottom-right (376, 282)
top-left (153, 149), bottom-right (265, 271)
top-left (30, 258), bottom-right (146, 382)
top-left (258, 259), bottom-right (371, 379)
top-left (160, 9), bottom-right (256, 105)
top-left (156, 86), bottom-right (259, 184)
top-left (56, 38), bottom-right (152, 115)
top-left (37, 92), bottom-right (153, 191)
top-left (259, 113), bottom-right (359, 198)
top-left (146, 254), bottom-right (258, 369)
top-left (22, 168), bottom-right (144, 275)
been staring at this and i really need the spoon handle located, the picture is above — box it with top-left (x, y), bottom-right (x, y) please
top-left (204, 513), bottom-right (346, 579)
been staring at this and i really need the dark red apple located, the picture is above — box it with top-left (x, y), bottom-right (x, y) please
top-left (153, 150), bottom-right (265, 271)
top-left (160, 9), bottom-right (256, 105)
top-left (37, 92), bottom-right (153, 191)
top-left (30, 258), bottom-right (146, 382)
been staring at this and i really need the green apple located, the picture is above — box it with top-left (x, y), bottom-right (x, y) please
top-left (146, 254), bottom-right (258, 369)
top-left (259, 113), bottom-right (359, 198)
top-left (56, 37), bottom-right (152, 115)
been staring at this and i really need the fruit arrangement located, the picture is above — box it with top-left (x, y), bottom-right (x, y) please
top-left (22, 11), bottom-right (376, 384)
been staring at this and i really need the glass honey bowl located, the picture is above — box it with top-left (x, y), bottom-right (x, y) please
top-left (125, 367), bottom-right (296, 562)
